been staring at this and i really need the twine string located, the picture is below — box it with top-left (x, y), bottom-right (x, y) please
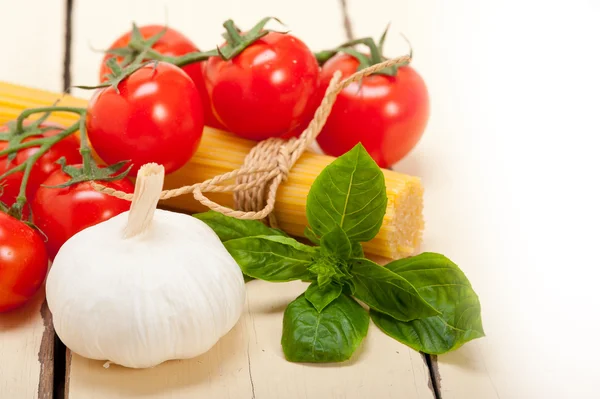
top-left (92, 56), bottom-right (411, 222)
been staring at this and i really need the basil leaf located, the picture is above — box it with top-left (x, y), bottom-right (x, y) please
top-left (306, 144), bottom-right (387, 242)
top-left (308, 257), bottom-right (351, 287)
top-left (351, 242), bottom-right (364, 258)
top-left (224, 236), bottom-right (317, 282)
top-left (281, 293), bottom-right (369, 362)
top-left (371, 253), bottom-right (485, 354)
top-left (305, 282), bottom-right (343, 312)
top-left (349, 258), bottom-right (439, 321)
top-left (194, 210), bottom-right (287, 242)
top-left (304, 226), bottom-right (320, 245)
top-left (371, 295), bottom-right (483, 355)
top-left (320, 225), bottom-right (352, 259)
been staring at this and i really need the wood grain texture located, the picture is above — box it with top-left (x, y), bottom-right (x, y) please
top-left (65, 349), bottom-right (72, 399)
top-left (65, 280), bottom-right (434, 399)
top-left (36, 301), bottom-right (55, 399)
top-left (0, 289), bottom-right (53, 399)
top-left (0, 2), bottom-right (64, 398)
top-left (347, 1), bottom-right (600, 398)
top-left (344, 1), bottom-right (504, 397)
top-left (0, 0), bottom-right (66, 92)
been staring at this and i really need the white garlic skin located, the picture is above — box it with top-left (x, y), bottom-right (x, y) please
top-left (46, 209), bottom-right (246, 369)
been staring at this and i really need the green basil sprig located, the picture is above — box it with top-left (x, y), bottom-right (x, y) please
top-left (282, 292), bottom-right (369, 362)
top-left (224, 236), bottom-right (317, 282)
top-left (371, 253), bottom-right (485, 354)
top-left (194, 143), bottom-right (484, 362)
top-left (349, 258), bottom-right (440, 321)
top-left (196, 210), bottom-right (288, 241)
top-left (306, 144), bottom-right (387, 242)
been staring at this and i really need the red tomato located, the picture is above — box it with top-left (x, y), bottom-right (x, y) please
top-left (0, 122), bottom-right (81, 206)
top-left (205, 32), bottom-right (320, 141)
top-left (316, 54), bottom-right (430, 168)
top-left (0, 212), bottom-right (48, 312)
top-left (87, 62), bottom-right (204, 175)
top-left (100, 25), bottom-right (224, 129)
top-left (31, 167), bottom-right (134, 260)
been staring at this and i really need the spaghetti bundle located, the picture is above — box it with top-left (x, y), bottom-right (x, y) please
top-left (0, 81), bottom-right (423, 259)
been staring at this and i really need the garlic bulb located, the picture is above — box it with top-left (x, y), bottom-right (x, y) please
top-left (46, 163), bottom-right (246, 368)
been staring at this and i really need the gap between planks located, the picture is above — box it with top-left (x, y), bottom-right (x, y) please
top-left (63, 0), bottom-right (74, 92)
top-left (425, 354), bottom-right (442, 399)
top-left (53, 0), bottom-right (74, 397)
top-left (38, 301), bottom-right (55, 399)
top-left (338, 0), bottom-right (355, 41)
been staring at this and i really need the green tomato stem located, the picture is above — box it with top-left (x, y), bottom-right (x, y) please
top-left (314, 50), bottom-right (338, 65)
top-left (15, 106), bottom-right (86, 134)
top-left (172, 49), bottom-right (219, 68)
top-left (10, 121), bottom-right (80, 219)
top-left (313, 35), bottom-right (406, 76)
top-left (0, 161), bottom-right (26, 181)
top-left (363, 38), bottom-right (383, 64)
top-left (314, 38), bottom-right (377, 65)
top-left (0, 138), bottom-right (47, 157)
top-left (14, 156), bottom-right (36, 216)
top-left (223, 19), bottom-right (244, 46)
top-left (143, 48), bottom-right (171, 62)
top-left (77, 114), bottom-right (93, 175)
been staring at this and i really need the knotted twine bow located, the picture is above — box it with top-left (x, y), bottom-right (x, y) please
top-left (92, 56), bottom-right (411, 226)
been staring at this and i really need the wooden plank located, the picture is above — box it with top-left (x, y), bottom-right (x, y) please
top-left (345, 2), bottom-right (505, 396)
top-left (0, 2), bottom-right (65, 398)
top-left (424, 3), bottom-right (600, 399)
top-left (0, 0), bottom-right (66, 92)
top-left (0, 290), bottom-right (54, 399)
top-left (349, 1), bottom-right (600, 398)
top-left (65, 280), bottom-right (434, 399)
top-left (70, 0), bottom-right (348, 99)
top-left (345, 1), bottom-right (525, 397)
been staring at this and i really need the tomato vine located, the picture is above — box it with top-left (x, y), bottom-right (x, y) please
top-left (314, 26), bottom-right (413, 77)
top-left (1, 18), bottom-right (411, 222)
top-left (0, 107), bottom-right (130, 221)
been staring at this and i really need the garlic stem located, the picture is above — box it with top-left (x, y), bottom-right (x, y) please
top-left (124, 163), bottom-right (165, 238)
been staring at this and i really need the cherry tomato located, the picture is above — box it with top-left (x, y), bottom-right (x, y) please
top-left (205, 32), bottom-right (320, 141)
top-left (31, 167), bottom-right (134, 260)
top-left (0, 212), bottom-right (48, 312)
top-left (0, 122), bottom-right (81, 206)
top-left (100, 25), bottom-right (223, 129)
top-left (316, 54), bottom-right (430, 168)
top-left (88, 62), bottom-right (204, 175)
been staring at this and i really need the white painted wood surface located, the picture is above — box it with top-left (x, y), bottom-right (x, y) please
top-left (346, 1), bottom-right (600, 398)
top-left (0, 0), bottom-right (66, 92)
top-left (67, 281), bottom-right (434, 399)
top-left (2, 1), bottom-right (600, 398)
top-left (0, 2), bottom-right (64, 398)
top-left (0, 291), bottom-right (53, 399)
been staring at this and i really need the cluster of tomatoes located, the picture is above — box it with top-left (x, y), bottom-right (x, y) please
top-left (0, 121), bottom-right (133, 312)
top-left (0, 19), bottom-right (429, 313)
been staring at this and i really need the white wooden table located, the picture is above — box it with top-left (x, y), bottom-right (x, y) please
top-left (2, 1), bottom-right (600, 398)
